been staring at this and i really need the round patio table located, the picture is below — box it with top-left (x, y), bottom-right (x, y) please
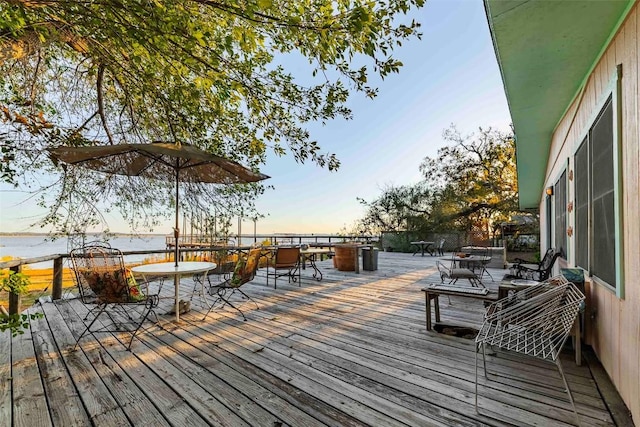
top-left (132, 261), bottom-right (216, 322)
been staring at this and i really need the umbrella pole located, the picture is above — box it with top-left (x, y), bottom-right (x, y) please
top-left (174, 168), bottom-right (180, 267)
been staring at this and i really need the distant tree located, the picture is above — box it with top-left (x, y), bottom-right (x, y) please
top-left (358, 125), bottom-right (527, 240)
top-left (423, 126), bottom-right (521, 239)
top-left (0, 0), bottom-right (424, 234)
top-left (357, 182), bottom-right (434, 233)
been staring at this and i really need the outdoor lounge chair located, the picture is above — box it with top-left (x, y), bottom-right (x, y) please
top-left (470, 246), bottom-right (494, 281)
top-left (70, 242), bottom-right (159, 350)
top-left (203, 247), bottom-right (262, 321)
top-left (511, 247), bottom-right (561, 281)
top-left (436, 260), bottom-right (484, 288)
top-left (475, 276), bottom-right (585, 425)
top-left (266, 246), bottom-right (301, 289)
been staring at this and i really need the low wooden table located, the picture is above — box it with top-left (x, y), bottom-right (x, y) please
top-left (421, 286), bottom-right (498, 330)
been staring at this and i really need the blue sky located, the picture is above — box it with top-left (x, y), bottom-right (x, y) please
top-left (0, 0), bottom-right (512, 236)
top-left (253, 0), bottom-right (512, 234)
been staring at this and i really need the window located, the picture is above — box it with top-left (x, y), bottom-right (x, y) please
top-left (573, 94), bottom-right (622, 293)
top-left (575, 138), bottom-right (589, 269)
top-left (554, 170), bottom-right (567, 258)
top-left (591, 99), bottom-right (616, 286)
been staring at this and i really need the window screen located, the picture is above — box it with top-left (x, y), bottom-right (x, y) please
top-left (554, 170), bottom-right (567, 258)
top-left (575, 138), bottom-right (589, 269)
top-left (590, 97), bottom-right (616, 286)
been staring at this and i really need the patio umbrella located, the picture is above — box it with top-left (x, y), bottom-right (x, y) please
top-left (49, 142), bottom-right (270, 266)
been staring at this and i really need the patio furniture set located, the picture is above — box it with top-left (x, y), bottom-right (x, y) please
top-left (422, 247), bottom-right (583, 425)
top-left (68, 242), bottom-right (585, 425)
top-left (68, 242), bottom-right (348, 351)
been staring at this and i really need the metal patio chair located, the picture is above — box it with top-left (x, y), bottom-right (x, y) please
top-left (436, 260), bottom-right (484, 288)
top-left (470, 246), bottom-right (494, 282)
top-left (511, 247), bottom-right (561, 281)
top-left (266, 246), bottom-right (301, 289)
top-left (70, 242), bottom-right (159, 350)
top-left (203, 247), bottom-right (262, 321)
top-left (475, 277), bottom-right (585, 425)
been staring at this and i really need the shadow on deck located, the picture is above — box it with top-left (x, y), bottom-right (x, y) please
top-left (1, 252), bottom-right (626, 426)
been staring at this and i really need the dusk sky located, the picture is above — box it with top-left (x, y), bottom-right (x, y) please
top-left (0, 0), bottom-right (512, 236)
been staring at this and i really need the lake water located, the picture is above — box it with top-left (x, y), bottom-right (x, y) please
top-left (0, 235), bottom-right (170, 269)
top-left (0, 234), bottom-right (338, 269)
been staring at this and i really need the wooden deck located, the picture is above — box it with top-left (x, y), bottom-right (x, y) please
top-left (1, 252), bottom-right (622, 426)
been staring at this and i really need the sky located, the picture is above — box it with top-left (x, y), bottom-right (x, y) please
top-left (0, 0), bottom-right (513, 236)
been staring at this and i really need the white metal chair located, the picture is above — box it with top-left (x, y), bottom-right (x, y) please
top-left (436, 260), bottom-right (484, 288)
top-left (475, 276), bottom-right (585, 425)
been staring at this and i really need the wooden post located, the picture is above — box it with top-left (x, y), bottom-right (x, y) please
top-left (52, 256), bottom-right (63, 301)
top-left (8, 265), bottom-right (21, 315)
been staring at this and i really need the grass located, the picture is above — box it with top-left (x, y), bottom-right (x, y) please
top-left (1, 251), bottom-right (245, 312)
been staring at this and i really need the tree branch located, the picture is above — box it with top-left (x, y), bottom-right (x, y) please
top-left (97, 64), bottom-right (115, 145)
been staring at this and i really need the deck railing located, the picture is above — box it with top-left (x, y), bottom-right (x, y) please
top-left (1, 234), bottom-right (381, 314)
top-left (166, 233), bottom-right (379, 247)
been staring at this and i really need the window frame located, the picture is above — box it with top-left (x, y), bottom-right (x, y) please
top-left (571, 65), bottom-right (624, 298)
top-left (553, 166), bottom-right (568, 259)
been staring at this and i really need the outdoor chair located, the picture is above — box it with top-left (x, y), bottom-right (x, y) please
top-left (203, 247), bottom-right (262, 321)
top-left (475, 277), bottom-right (585, 425)
top-left (436, 238), bottom-right (446, 256)
top-left (266, 246), bottom-right (301, 289)
top-left (191, 256), bottom-right (236, 309)
top-left (69, 242), bottom-right (159, 350)
top-left (472, 246), bottom-right (494, 282)
top-left (436, 260), bottom-right (484, 288)
top-left (196, 250), bottom-right (236, 286)
top-left (511, 247), bottom-right (561, 281)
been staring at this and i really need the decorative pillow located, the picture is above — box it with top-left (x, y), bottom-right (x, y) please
top-left (125, 269), bottom-right (145, 301)
top-left (79, 268), bottom-right (126, 302)
top-left (245, 249), bottom-right (261, 274)
top-left (79, 268), bottom-right (142, 303)
top-left (230, 257), bottom-right (247, 287)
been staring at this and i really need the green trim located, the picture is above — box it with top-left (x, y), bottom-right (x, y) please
top-left (484, 0), bottom-right (635, 209)
top-left (572, 70), bottom-right (624, 298)
top-left (613, 65), bottom-right (625, 299)
top-left (553, 0), bottom-right (637, 135)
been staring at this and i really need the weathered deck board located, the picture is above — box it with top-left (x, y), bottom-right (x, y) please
top-left (11, 308), bottom-right (52, 427)
top-left (1, 252), bottom-right (625, 426)
top-left (217, 283), bottom-right (607, 424)
top-left (56, 299), bottom-right (220, 427)
top-left (0, 330), bottom-right (11, 427)
top-left (29, 306), bottom-right (91, 426)
top-left (222, 295), bottom-right (608, 415)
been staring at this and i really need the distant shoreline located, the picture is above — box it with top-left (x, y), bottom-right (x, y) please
top-left (0, 232), bottom-right (167, 237)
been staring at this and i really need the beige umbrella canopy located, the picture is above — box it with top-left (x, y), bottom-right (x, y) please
top-left (49, 142), bottom-right (270, 266)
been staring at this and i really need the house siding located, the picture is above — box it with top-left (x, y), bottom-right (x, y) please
top-left (543, 4), bottom-right (639, 421)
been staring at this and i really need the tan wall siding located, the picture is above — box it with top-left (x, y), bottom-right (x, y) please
top-left (544, 4), bottom-right (640, 421)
